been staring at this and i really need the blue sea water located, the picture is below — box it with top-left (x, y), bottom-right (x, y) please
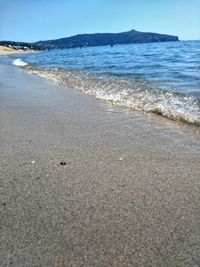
top-left (10, 40), bottom-right (200, 124)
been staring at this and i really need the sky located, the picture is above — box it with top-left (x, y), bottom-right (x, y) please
top-left (0, 0), bottom-right (199, 42)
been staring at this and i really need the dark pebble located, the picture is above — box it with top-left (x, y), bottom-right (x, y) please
top-left (60, 161), bottom-right (67, 166)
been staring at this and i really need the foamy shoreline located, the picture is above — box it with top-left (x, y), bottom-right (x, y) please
top-left (9, 43), bottom-right (199, 126)
top-left (0, 45), bottom-right (35, 56)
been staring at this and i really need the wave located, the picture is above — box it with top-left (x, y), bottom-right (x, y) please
top-left (12, 58), bottom-right (28, 67)
top-left (25, 66), bottom-right (200, 125)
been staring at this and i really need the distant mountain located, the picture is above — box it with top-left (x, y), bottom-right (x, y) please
top-left (0, 30), bottom-right (179, 50)
top-left (35, 29), bottom-right (179, 49)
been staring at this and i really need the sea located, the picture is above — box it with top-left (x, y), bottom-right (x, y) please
top-left (10, 40), bottom-right (200, 125)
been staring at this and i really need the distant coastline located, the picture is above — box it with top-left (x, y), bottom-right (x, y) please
top-left (0, 29), bottom-right (179, 51)
top-left (0, 45), bottom-right (35, 56)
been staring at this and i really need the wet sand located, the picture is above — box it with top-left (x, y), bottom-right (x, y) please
top-left (0, 63), bottom-right (200, 266)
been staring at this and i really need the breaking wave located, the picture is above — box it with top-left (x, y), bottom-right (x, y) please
top-left (24, 66), bottom-right (200, 125)
top-left (12, 58), bottom-right (28, 67)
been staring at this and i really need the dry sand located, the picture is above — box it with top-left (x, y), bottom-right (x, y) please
top-left (0, 62), bottom-right (200, 266)
top-left (0, 45), bottom-right (34, 56)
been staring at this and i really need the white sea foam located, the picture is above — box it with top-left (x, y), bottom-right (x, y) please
top-left (25, 67), bottom-right (200, 125)
top-left (12, 58), bottom-right (28, 67)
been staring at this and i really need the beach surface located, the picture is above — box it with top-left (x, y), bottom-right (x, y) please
top-left (0, 45), bottom-right (34, 56)
top-left (0, 62), bottom-right (200, 266)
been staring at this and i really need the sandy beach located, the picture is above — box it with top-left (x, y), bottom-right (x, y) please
top-left (0, 45), bottom-right (34, 56)
top-left (0, 62), bottom-right (200, 266)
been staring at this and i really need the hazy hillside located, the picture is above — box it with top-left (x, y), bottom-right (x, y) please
top-left (35, 29), bottom-right (179, 49)
top-left (0, 30), bottom-right (179, 50)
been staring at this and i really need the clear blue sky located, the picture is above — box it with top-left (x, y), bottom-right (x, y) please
top-left (0, 0), bottom-right (199, 42)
